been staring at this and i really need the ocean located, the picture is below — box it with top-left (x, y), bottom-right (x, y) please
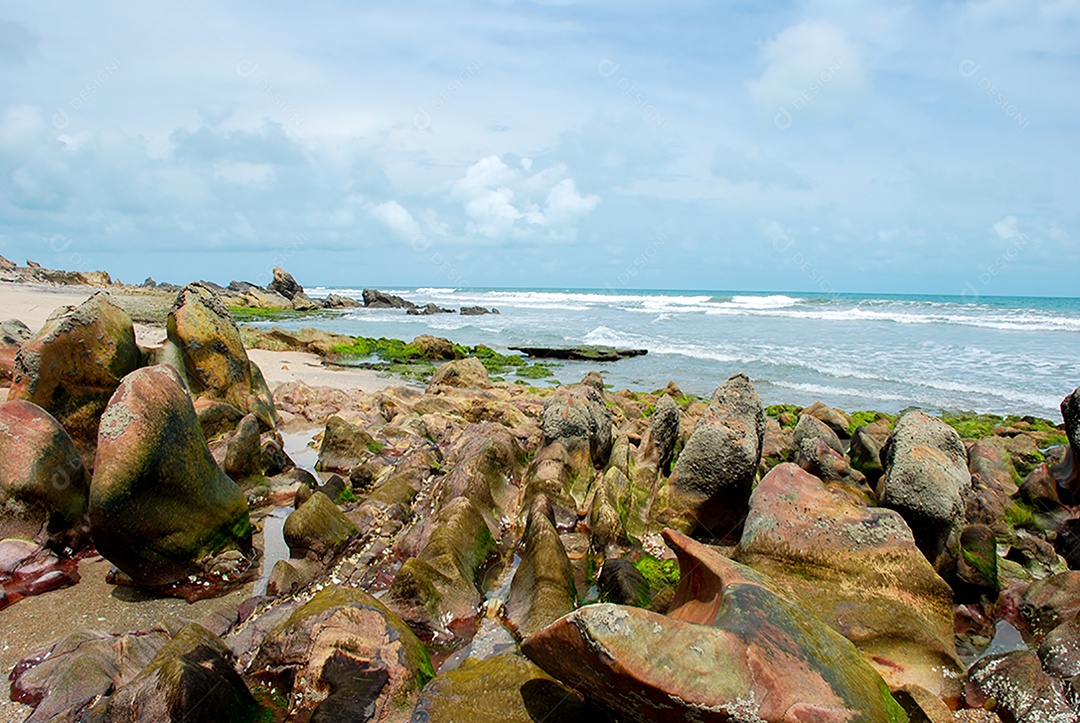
top-left (270, 287), bottom-right (1080, 421)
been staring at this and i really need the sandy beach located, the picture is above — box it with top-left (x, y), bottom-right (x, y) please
top-left (0, 281), bottom-right (398, 395)
top-left (0, 281), bottom-right (401, 721)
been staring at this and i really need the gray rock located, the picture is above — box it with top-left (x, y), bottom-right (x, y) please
top-left (791, 414), bottom-right (867, 490)
top-left (667, 373), bottom-right (765, 535)
top-left (406, 302), bottom-right (454, 315)
top-left (460, 305), bottom-right (499, 315)
top-left (542, 385), bottom-right (613, 467)
top-left (322, 293), bottom-right (360, 309)
top-left (650, 393), bottom-right (680, 475)
top-left (268, 266), bottom-right (303, 300)
top-left (362, 288), bottom-right (416, 309)
top-left (877, 410), bottom-right (969, 563)
top-left (966, 650), bottom-right (1079, 723)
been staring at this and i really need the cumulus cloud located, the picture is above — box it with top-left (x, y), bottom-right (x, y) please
top-left (748, 20), bottom-right (865, 115)
top-left (449, 155), bottom-right (599, 241)
top-left (371, 200), bottom-right (422, 240)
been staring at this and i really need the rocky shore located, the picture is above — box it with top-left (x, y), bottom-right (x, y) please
top-left (2, 264), bottom-right (1080, 721)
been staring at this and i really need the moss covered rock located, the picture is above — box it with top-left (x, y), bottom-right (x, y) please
top-left (89, 365), bottom-right (252, 587)
top-left (522, 528), bottom-right (908, 722)
top-left (735, 463), bottom-right (964, 702)
top-left (387, 497), bottom-right (497, 634)
top-left (283, 491), bottom-right (359, 559)
top-left (317, 415), bottom-right (377, 473)
top-left (252, 586), bottom-right (433, 721)
top-left (0, 400), bottom-right (90, 550)
top-left (102, 623), bottom-right (259, 723)
top-left (507, 506), bottom-right (576, 637)
top-left (167, 282), bottom-right (253, 411)
top-left (411, 653), bottom-right (603, 723)
top-left (8, 292), bottom-right (140, 459)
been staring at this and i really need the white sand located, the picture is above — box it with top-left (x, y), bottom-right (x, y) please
top-left (0, 281), bottom-right (398, 394)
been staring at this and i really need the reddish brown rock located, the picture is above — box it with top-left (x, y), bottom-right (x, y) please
top-left (735, 463), bottom-right (964, 702)
top-left (7, 292), bottom-right (139, 459)
top-left (251, 587), bottom-right (433, 722)
top-left (89, 365), bottom-right (252, 587)
top-left (0, 400), bottom-right (89, 549)
top-left (522, 528), bottom-right (907, 722)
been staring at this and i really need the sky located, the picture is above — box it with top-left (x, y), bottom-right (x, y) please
top-left (0, 1), bottom-right (1078, 296)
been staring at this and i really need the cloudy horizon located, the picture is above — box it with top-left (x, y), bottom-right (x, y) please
top-left (1, 1), bottom-right (1077, 296)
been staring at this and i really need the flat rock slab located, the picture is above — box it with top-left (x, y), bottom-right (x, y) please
top-left (510, 346), bottom-right (647, 362)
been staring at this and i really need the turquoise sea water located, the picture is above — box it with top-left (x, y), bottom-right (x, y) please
top-left (262, 287), bottom-right (1080, 420)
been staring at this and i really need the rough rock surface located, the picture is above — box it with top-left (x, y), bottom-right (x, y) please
top-left (284, 491), bottom-right (359, 559)
top-left (0, 318), bottom-right (31, 382)
top-left (878, 410), bottom-right (970, 563)
top-left (0, 400), bottom-right (90, 549)
top-left (7, 292), bottom-right (139, 458)
top-left (507, 506), bottom-right (576, 637)
top-left (102, 623), bottom-right (259, 722)
top-left (428, 357), bottom-right (491, 389)
top-left (251, 586), bottom-right (433, 721)
top-left (166, 282), bottom-right (254, 411)
top-left (317, 415), bottom-right (377, 472)
top-left (542, 383), bottom-right (613, 467)
top-left (666, 373), bottom-right (765, 535)
top-left (735, 463), bottom-right (964, 701)
top-left (267, 266), bottom-right (303, 300)
top-left (411, 653), bottom-right (602, 723)
top-left (89, 364), bottom-right (252, 587)
top-left (522, 528), bottom-right (907, 722)
top-left (9, 628), bottom-right (169, 722)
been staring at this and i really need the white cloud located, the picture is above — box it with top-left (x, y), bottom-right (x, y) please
top-left (371, 200), bottom-right (422, 240)
top-left (449, 155), bottom-right (599, 241)
top-left (748, 21), bottom-right (865, 115)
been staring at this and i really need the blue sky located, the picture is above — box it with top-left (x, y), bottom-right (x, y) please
top-left (0, 1), bottom-right (1077, 295)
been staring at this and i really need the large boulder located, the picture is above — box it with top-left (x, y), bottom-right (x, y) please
top-left (101, 623), bottom-right (259, 722)
top-left (284, 491), bottom-right (359, 559)
top-left (267, 266), bottom-right (303, 300)
top-left (251, 586), bottom-right (433, 721)
top-left (428, 357), bottom-right (490, 390)
top-left (317, 415), bottom-right (377, 472)
top-left (411, 653), bottom-right (601, 723)
top-left (542, 383), bottom-right (613, 467)
top-left (507, 505), bottom-right (576, 637)
top-left (166, 282), bottom-right (254, 411)
top-left (435, 422), bottom-right (524, 530)
top-left (10, 628), bottom-right (169, 722)
top-left (89, 365), bottom-right (252, 587)
top-left (877, 410), bottom-right (969, 563)
top-left (7, 292), bottom-right (139, 458)
top-left (0, 400), bottom-right (90, 549)
top-left (387, 497), bottom-right (496, 635)
top-left (735, 463), bottom-right (964, 701)
top-left (666, 373), bottom-right (765, 536)
top-left (522, 528), bottom-right (907, 722)
top-left (362, 288), bottom-right (416, 309)
top-left (0, 318), bottom-right (31, 382)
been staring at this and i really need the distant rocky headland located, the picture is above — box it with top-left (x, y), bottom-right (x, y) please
top-left (2, 259), bottom-right (1080, 721)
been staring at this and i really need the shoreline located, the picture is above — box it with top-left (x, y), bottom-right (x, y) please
top-left (2, 279), bottom-right (1070, 425)
top-left (0, 280), bottom-right (404, 398)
